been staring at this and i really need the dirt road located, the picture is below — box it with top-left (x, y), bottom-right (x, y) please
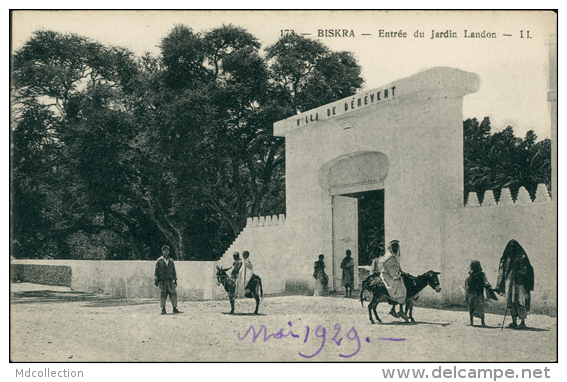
top-left (10, 283), bottom-right (556, 362)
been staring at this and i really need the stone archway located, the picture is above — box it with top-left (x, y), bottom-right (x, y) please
top-left (319, 151), bottom-right (390, 291)
top-left (318, 151), bottom-right (390, 195)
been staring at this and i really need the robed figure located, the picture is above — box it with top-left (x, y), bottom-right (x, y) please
top-left (236, 251), bottom-right (255, 298)
top-left (313, 254), bottom-right (329, 296)
top-left (378, 240), bottom-right (407, 304)
top-left (495, 240), bottom-right (534, 329)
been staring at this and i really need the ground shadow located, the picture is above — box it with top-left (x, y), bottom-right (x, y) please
top-left (377, 321), bottom-right (451, 327)
top-left (81, 299), bottom-right (155, 307)
top-left (11, 290), bottom-right (153, 307)
top-left (469, 324), bottom-right (502, 329)
top-left (221, 312), bottom-right (267, 316)
top-left (11, 290), bottom-right (100, 304)
top-left (503, 326), bottom-right (550, 332)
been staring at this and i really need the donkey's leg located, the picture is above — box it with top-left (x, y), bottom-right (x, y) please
top-left (229, 297), bottom-right (235, 314)
top-left (389, 302), bottom-right (399, 318)
top-left (372, 301), bottom-right (382, 323)
top-left (253, 293), bottom-right (260, 314)
top-left (368, 296), bottom-right (377, 324)
top-left (406, 301), bottom-right (415, 323)
top-left (398, 304), bottom-right (409, 321)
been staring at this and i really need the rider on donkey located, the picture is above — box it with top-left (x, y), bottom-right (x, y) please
top-left (238, 251), bottom-right (255, 298)
top-left (231, 252), bottom-right (242, 281)
top-left (378, 240), bottom-right (409, 320)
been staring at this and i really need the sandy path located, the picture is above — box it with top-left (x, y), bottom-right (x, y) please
top-left (10, 283), bottom-right (556, 362)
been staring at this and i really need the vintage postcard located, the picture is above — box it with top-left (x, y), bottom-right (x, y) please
top-left (9, 9), bottom-right (557, 371)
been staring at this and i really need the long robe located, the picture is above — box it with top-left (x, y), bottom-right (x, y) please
top-left (378, 250), bottom-right (407, 304)
top-left (465, 271), bottom-right (492, 318)
top-left (313, 260), bottom-right (329, 296)
top-left (496, 240), bottom-right (534, 319)
top-left (341, 256), bottom-right (355, 287)
top-left (236, 258), bottom-right (254, 298)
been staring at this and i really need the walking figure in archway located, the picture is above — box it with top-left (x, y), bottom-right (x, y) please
top-left (378, 240), bottom-right (408, 320)
top-left (341, 250), bottom-right (355, 297)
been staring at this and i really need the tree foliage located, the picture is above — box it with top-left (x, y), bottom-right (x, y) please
top-left (463, 117), bottom-right (551, 202)
top-left (11, 26), bottom-right (364, 260)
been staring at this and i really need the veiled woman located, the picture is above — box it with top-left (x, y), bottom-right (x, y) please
top-left (495, 240), bottom-right (534, 329)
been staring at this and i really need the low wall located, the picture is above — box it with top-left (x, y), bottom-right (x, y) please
top-left (11, 263), bottom-right (72, 287)
top-left (11, 260), bottom-right (218, 300)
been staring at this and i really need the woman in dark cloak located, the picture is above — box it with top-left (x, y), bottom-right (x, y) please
top-left (495, 240), bottom-right (535, 329)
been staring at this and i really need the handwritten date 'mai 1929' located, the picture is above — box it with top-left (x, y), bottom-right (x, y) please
top-left (237, 321), bottom-right (365, 358)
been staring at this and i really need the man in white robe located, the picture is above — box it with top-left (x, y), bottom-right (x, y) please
top-left (237, 250), bottom-right (254, 298)
top-left (378, 240), bottom-right (408, 320)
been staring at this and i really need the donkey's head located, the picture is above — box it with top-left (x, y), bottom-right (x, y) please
top-left (216, 266), bottom-right (230, 286)
top-left (426, 270), bottom-right (442, 292)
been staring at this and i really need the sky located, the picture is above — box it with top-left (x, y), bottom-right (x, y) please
top-left (11, 10), bottom-right (557, 140)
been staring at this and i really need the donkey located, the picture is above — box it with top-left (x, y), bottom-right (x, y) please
top-left (216, 266), bottom-right (263, 314)
top-left (360, 270), bottom-right (442, 324)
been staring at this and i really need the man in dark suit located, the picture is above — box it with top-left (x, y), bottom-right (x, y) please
top-left (154, 245), bottom-right (180, 315)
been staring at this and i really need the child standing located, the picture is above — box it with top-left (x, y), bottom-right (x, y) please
top-left (465, 260), bottom-right (495, 327)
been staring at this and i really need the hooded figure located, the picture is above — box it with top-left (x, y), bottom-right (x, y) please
top-left (495, 240), bottom-right (534, 329)
top-left (378, 240), bottom-right (407, 306)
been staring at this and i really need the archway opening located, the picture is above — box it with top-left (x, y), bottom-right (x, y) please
top-left (343, 189), bottom-right (385, 266)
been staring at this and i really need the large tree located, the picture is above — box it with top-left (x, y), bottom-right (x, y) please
top-left (11, 26), bottom-right (365, 260)
top-left (11, 30), bottom-right (143, 259)
top-left (136, 25), bottom-right (365, 259)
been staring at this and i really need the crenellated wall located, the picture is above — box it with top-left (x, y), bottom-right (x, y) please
top-left (465, 184), bottom-right (551, 207)
top-left (437, 201), bottom-right (556, 315)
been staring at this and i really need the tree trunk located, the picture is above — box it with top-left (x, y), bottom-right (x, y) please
top-left (143, 193), bottom-right (187, 260)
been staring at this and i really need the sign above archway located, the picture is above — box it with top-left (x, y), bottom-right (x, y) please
top-left (274, 67), bottom-right (480, 137)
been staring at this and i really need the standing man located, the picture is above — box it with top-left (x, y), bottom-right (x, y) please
top-left (154, 245), bottom-right (180, 315)
top-left (341, 250), bottom-right (355, 297)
